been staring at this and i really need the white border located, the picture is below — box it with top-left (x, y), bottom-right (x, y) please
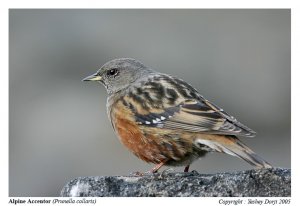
top-left (0, 0), bottom-right (295, 9)
top-left (0, 4), bottom-right (9, 203)
top-left (1, 1), bottom-right (297, 205)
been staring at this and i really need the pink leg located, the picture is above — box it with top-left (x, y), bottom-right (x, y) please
top-left (151, 161), bottom-right (166, 173)
top-left (131, 160), bottom-right (168, 176)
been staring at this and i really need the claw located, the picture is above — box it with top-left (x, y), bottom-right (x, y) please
top-left (130, 160), bottom-right (169, 176)
top-left (129, 171), bottom-right (144, 176)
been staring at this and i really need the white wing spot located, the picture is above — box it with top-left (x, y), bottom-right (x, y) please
top-left (145, 121), bottom-right (151, 124)
top-left (161, 116), bottom-right (166, 120)
top-left (153, 120), bottom-right (158, 124)
top-left (156, 124), bottom-right (163, 128)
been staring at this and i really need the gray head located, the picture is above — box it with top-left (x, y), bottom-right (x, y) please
top-left (83, 58), bottom-right (155, 95)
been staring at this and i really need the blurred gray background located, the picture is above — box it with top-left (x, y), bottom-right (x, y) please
top-left (9, 9), bottom-right (290, 196)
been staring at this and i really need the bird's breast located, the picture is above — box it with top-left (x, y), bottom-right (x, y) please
top-left (109, 98), bottom-right (199, 164)
top-left (109, 98), bottom-right (164, 163)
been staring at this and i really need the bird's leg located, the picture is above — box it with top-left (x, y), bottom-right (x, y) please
top-left (151, 161), bottom-right (166, 173)
top-left (130, 160), bottom-right (168, 176)
top-left (184, 165), bottom-right (190, 172)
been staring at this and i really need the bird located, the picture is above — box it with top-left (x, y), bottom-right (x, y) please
top-left (83, 58), bottom-right (272, 173)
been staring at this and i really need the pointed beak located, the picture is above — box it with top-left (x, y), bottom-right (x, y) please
top-left (82, 73), bottom-right (102, 82)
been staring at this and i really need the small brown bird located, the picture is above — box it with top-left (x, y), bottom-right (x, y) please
top-left (83, 58), bottom-right (272, 173)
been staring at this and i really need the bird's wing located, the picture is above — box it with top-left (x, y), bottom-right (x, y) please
top-left (134, 98), bottom-right (256, 137)
top-left (125, 74), bottom-right (256, 137)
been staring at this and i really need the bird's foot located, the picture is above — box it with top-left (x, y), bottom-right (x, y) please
top-left (129, 161), bottom-right (168, 176)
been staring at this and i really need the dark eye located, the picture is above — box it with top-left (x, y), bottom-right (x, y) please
top-left (107, 69), bottom-right (118, 76)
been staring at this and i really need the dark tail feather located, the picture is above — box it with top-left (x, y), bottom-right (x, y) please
top-left (196, 135), bottom-right (272, 168)
top-left (232, 140), bottom-right (272, 168)
top-left (222, 138), bottom-right (272, 168)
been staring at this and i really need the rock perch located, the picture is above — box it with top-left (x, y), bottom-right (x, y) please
top-left (60, 168), bottom-right (290, 197)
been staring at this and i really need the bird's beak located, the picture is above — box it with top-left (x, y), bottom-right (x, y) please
top-left (82, 73), bottom-right (102, 82)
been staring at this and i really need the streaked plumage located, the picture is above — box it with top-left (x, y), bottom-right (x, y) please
top-left (83, 58), bottom-right (272, 173)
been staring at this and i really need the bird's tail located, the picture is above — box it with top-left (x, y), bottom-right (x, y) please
top-left (195, 134), bottom-right (272, 168)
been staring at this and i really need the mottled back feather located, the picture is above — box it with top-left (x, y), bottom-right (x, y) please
top-left (124, 74), bottom-right (256, 137)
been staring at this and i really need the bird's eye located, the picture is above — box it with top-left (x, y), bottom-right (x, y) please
top-left (107, 69), bottom-right (118, 77)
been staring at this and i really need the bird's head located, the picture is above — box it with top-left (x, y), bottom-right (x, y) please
top-left (83, 58), bottom-right (154, 95)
